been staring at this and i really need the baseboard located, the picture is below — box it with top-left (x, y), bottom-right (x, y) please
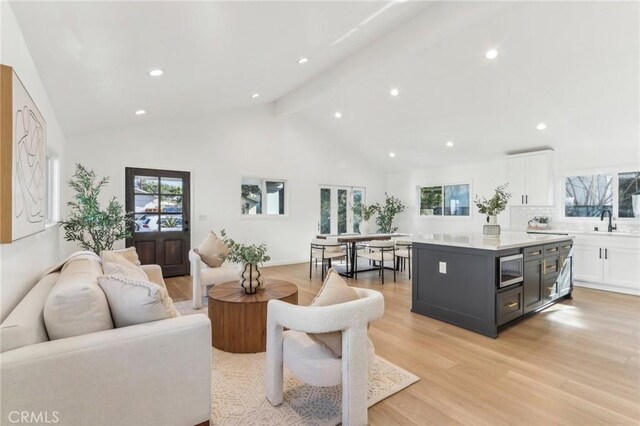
top-left (574, 281), bottom-right (640, 296)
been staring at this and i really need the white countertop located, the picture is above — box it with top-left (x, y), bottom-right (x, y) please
top-left (407, 231), bottom-right (573, 251)
top-left (522, 228), bottom-right (640, 238)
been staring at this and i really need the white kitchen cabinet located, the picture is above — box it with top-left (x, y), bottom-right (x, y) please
top-left (506, 150), bottom-right (554, 206)
top-left (572, 234), bottom-right (640, 295)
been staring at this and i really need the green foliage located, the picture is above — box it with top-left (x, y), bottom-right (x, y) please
top-left (474, 183), bottom-right (512, 216)
top-left (420, 187), bottom-right (442, 210)
top-left (140, 181), bottom-right (182, 195)
top-left (374, 194), bottom-right (406, 233)
top-left (162, 216), bottom-right (179, 228)
top-left (220, 229), bottom-right (271, 265)
top-left (60, 164), bottom-right (133, 253)
top-left (351, 203), bottom-right (378, 221)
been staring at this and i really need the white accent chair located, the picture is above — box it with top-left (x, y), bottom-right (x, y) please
top-left (394, 240), bottom-right (412, 279)
top-left (265, 287), bottom-right (385, 426)
top-left (189, 249), bottom-right (240, 309)
top-left (356, 240), bottom-right (396, 283)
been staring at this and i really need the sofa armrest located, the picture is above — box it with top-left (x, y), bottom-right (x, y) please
top-left (140, 264), bottom-right (166, 288)
top-left (1, 315), bottom-right (211, 426)
top-left (189, 249), bottom-right (204, 309)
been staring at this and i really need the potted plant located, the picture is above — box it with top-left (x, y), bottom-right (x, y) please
top-left (60, 164), bottom-right (133, 253)
top-left (352, 203), bottom-right (378, 235)
top-left (474, 183), bottom-right (511, 237)
top-left (374, 194), bottom-right (406, 233)
top-left (220, 230), bottom-right (271, 294)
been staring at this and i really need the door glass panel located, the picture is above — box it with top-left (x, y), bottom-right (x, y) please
top-left (352, 189), bottom-right (364, 233)
top-left (320, 188), bottom-right (331, 234)
top-left (134, 214), bottom-right (158, 232)
top-left (135, 195), bottom-right (159, 213)
top-left (160, 177), bottom-right (183, 195)
top-left (135, 176), bottom-right (159, 194)
top-left (160, 195), bottom-right (182, 213)
top-left (337, 189), bottom-right (347, 234)
top-left (266, 181), bottom-right (285, 215)
top-left (160, 214), bottom-right (183, 232)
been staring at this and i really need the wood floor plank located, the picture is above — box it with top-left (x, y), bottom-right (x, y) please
top-left (165, 263), bottom-right (640, 425)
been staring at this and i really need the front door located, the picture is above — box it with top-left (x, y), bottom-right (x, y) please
top-left (125, 168), bottom-right (190, 277)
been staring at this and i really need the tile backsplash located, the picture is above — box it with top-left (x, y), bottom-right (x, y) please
top-left (509, 205), bottom-right (640, 233)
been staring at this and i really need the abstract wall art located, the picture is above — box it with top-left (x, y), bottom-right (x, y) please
top-left (1, 65), bottom-right (47, 243)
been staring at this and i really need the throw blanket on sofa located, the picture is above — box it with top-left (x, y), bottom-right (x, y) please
top-left (41, 251), bottom-right (101, 278)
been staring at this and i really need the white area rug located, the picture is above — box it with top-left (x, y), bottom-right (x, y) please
top-left (174, 300), bottom-right (420, 425)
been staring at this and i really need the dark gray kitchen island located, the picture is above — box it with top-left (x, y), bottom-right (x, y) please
top-left (410, 232), bottom-right (574, 337)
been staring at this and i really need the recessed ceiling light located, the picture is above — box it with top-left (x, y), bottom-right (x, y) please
top-left (334, 111), bottom-right (342, 119)
top-left (148, 69), bottom-right (164, 77)
top-left (536, 123), bottom-right (547, 130)
top-left (485, 49), bottom-right (498, 60)
top-left (297, 57), bottom-right (309, 64)
top-left (389, 152), bottom-right (396, 158)
top-left (390, 88), bottom-right (400, 97)
top-left (446, 141), bottom-right (454, 148)
top-left (135, 109), bottom-right (146, 115)
top-left (251, 93), bottom-right (260, 99)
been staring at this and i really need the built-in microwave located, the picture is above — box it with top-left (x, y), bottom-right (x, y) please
top-left (499, 254), bottom-right (524, 288)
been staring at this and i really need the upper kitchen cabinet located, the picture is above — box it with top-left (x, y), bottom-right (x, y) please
top-left (506, 150), bottom-right (555, 206)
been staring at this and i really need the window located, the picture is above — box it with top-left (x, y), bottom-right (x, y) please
top-left (318, 186), bottom-right (366, 234)
top-left (240, 178), bottom-right (286, 216)
top-left (419, 184), bottom-right (470, 217)
top-left (45, 155), bottom-right (60, 224)
top-left (564, 174), bottom-right (613, 217)
top-left (133, 175), bottom-right (184, 232)
top-left (618, 172), bottom-right (640, 218)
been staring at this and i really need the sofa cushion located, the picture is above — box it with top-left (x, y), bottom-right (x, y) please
top-left (307, 268), bottom-right (359, 357)
top-left (0, 272), bottom-right (60, 353)
top-left (44, 257), bottom-right (114, 340)
top-left (194, 231), bottom-right (229, 268)
top-left (97, 275), bottom-right (178, 328)
top-left (101, 247), bottom-right (141, 266)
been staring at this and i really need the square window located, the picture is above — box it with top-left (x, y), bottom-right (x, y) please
top-left (564, 174), bottom-right (613, 217)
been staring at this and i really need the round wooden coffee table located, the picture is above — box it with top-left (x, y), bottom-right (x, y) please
top-left (208, 280), bottom-right (298, 353)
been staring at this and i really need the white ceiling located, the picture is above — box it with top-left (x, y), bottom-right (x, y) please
top-left (10, 0), bottom-right (430, 136)
top-left (10, 1), bottom-right (640, 172)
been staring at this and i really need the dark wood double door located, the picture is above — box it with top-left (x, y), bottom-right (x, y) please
top-left (125, 167), bottom-right (190, 277)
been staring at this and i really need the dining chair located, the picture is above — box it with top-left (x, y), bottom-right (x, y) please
top-left (355, 240), bottom-right (396, 284)
top-left (309, 238), bottom-right (348, 280)
top-left (394, 240), bottom-right (412, 279)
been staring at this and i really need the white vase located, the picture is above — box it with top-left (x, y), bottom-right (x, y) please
top-left (239, 263), bottom-right (264, 294)
top-left (359, 220), bottom-right (371, 235)
top-left (633, 194), bottom-right (640, 218)
top-left (483, 215), bottom-right (500, 238)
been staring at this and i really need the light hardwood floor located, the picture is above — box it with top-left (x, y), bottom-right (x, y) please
top-left (166, 263), bottom-right (640, 425)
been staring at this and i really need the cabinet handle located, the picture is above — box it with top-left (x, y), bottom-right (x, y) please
top-left (521, 195), bottom-right (524, 204)
top-left (542, 260), bottom-right (547, 274)
top-left (605, 248), bottom-right (608, 260)
top-left (528, 250), bottom-right (541, 256)
top-left (547, 247), bottom-right (558, 253)
top-left (506, 302), bottom-right (518, 308)
top-left (599, 248), bottom-right (602, 259)
top-left (562, 245), bottom-right (572, 250)
top-left (525, 195), bottom-right (528, 204)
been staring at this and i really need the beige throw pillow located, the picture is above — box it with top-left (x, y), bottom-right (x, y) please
top-left (97, 275), bottom-right (178, 328)
top-left (195, 231), bottom-right (230, 268)
top-left (101, 247), bottom-right (141, 266)
top-left (307, 268), bottom-right (359, 357)
top-left (102, 253), bottom-right (149, 282)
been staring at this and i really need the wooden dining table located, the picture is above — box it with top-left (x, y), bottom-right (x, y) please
top-left (315, 233), bottom-right (411, 277)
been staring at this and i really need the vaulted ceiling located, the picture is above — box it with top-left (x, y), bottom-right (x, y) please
top-left (9, 1), bottom-right (639, 172)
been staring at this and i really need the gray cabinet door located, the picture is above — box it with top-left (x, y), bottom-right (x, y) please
top-left (523, 260), bottom-right (543, 314)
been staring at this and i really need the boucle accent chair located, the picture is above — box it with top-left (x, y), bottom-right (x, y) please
top-left (265, 285), bottom-right (385, 426)
top-left (189, 248), bottom-right (240, 309)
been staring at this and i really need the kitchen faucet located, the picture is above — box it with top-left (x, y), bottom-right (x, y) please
top-left (600, 209), bottom-right (617, 232)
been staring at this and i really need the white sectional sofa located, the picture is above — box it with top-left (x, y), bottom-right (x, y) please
top-left (0, 256), bottom-right (212, 426)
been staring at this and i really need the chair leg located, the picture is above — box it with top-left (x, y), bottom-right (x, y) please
top-left (309, 249), bottom-right (313, 279)
top-left (381, 259), bottom-right (384, 284)
top-left (342, 327), bottom-right (369, 425)
top-left (408, 256), bottom-right (412, 279)
top-left (265, 322), bottom-right (284, 407)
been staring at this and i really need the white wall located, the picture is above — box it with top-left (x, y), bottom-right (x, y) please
top-left (64, 106), bottom-right (386, 264)
top-left (0, 3), bottom-right (67, 321)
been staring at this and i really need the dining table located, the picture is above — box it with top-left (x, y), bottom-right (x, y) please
top-left (315, 233), bottom-right (411, 278)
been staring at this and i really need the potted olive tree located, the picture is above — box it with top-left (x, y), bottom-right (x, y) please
top-left (60, 164), bottom-right (133, 253)
top-left (220, 230), bottom-right (271, 294)
top-left (474, 183), bottom-right (511, 238)
top-left (374, 194), bottom-right (406, 233)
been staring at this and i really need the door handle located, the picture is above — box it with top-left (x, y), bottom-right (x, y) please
top-left (605, 248), bottom-right (608, 260)
top-left (599, 248), bottom-right (602, 259)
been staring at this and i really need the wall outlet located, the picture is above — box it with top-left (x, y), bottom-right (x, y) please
top-left (198, 214), bottom-right (207, 221)
top-left (439, 262), bottom-right (447, 274)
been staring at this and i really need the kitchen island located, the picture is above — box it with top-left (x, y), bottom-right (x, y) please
top-left (409, 232), bottom-right (574, 337)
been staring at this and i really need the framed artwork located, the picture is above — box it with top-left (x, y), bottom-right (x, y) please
top-left (1, 65), bottom-right (47, 243)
